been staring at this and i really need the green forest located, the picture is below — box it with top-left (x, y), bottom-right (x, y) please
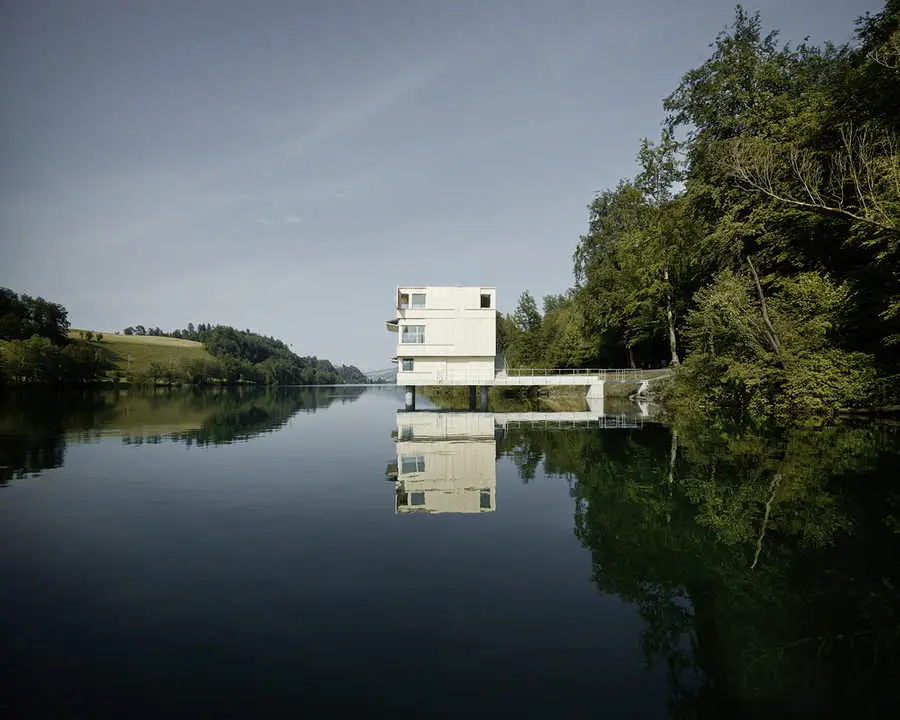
top-left (499, 2), bottom-right (900, 423)
top-left (0, 288), bottom-right (366, 386)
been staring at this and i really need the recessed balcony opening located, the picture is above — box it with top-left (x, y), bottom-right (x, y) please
top-left (398, 292), bottom-right (426, 309)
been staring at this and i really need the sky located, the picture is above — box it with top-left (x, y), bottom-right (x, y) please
top-left (0, 0), bottom-right (883, 370)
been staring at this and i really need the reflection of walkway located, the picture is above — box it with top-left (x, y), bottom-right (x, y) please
top-left (492, 412), bottom-right (643, 429)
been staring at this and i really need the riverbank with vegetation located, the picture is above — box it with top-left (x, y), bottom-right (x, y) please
top-left (0, 287), bottom-right (366, 386)
top-left (496, 2), bottom-right (900, 425)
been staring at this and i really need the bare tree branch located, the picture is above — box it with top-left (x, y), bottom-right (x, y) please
top-left (867, 30), bottom-right (900, 70)
top-left (746, 256), bottom-right (783, 363)
top-left (723, 125), bottom-right (900, 233)
top-left (751, 472), bottom-right (781, 570)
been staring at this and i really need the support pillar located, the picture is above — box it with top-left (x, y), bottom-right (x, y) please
top-left (468, 385), bottom-right (477, 410)
top-left (480, 385), bottom-right (488, 411)
top-left (405, 386), bottom-right (416, 411)
top-left (586, 380), bottom-right (605, 416)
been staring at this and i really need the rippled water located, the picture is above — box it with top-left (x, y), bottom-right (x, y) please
top-left (1, 386), bottom-right (898, 718)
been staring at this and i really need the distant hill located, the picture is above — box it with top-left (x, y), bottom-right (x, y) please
top-left (365, 367), bottom-right (397, 383)
top-left (1, 284), bottom-right (366, 386)
top-left (70, 330), bottom-right (214, 377)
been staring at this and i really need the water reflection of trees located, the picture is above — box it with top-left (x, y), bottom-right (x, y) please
top-left (0, 386), bottom-right (365, 483)
top-left (498, 421), bottom-right (900, 717)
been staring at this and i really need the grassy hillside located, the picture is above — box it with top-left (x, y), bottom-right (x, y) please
top-left (69, 330), bottom-right (215, 377)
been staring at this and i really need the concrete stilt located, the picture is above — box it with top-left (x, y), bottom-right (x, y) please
top-left (405, 386), bottom-right (416, 410)
top-left (586, 380), bottom-right (605, 400)
top-left (586, 380), bottom-right (605, 415)
top-left (586, 393), bottom-right (605, 416)
top-left (480, 385), bottom-right (488, 411)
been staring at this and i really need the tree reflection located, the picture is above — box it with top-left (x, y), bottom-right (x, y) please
top-left (0, 386), bottom-right (365, 483)
top-left (499, 420), bottom-right (900, 717)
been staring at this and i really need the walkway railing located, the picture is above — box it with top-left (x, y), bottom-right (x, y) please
top-left (498, 414), bottom-right (644, 429)
top-left (501, 368), bottom-right (670, 383)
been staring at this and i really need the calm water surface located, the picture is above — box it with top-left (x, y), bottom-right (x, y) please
top-left (1, 386), bottom-right (898, 718)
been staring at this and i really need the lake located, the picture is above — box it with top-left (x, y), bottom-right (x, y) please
top-left (2, 386), bottom-right (898, 718)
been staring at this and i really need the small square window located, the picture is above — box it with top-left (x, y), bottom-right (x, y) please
top-left (411, 293), bottom-right (426, 308)
top-left (402, 358), bottom-right (414, 371)
top-left (401, 325), bottom-right (425, 344)
top-left (401, 455), bottom-right (425, 474)
top-left (411, 492), bottom-right (425, 506)
top-left (480, 293), bottom-right (491, 308)
top-left (480, 490), bottom-right (491, 509)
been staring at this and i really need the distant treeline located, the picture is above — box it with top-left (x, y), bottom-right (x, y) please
top-left (121, 323), bottom-right (368, 385)
top-left (0, 286), bottom-right (366, 385)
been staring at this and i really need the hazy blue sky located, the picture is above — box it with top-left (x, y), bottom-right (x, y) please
top-left (0, 0), bottom-right (880, 369)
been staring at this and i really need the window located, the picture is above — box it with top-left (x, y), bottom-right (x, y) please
top-left (401, 325), bottom-right (425, 344)
top-left (480, 293), bottom-right (492, 309)
top-left (480, 490), bottom-right (492, 509)
top-left (399, 292), bottom-right (425, 309)
top-left (400, 455), bottom-right (425, 474)
top-left (397, 491), bottom-right (409, 507)
top-left (401, 358), bottom-right (414, 371)
top-left (410, 492), bottom-right (426, 506)
top-left (399, 425), bottom-right (414, 440)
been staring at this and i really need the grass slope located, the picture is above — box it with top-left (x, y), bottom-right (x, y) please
top-left (69, 330), bottom-right (215, 377)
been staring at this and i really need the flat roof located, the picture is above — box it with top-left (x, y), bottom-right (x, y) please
top-left (396, 285), bottom-right (496, 290)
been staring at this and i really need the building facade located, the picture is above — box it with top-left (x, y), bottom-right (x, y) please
top-left (387, 286), bottom-right (497, 387)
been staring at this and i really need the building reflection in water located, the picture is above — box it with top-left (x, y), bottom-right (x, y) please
top-left (387, 412), bottom-right (498, 514)
top-left (386, 408), bottom-right (648, 514)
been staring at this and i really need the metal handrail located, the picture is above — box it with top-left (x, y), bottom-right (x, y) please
top-left (501, 368), bottom-right (668, 380)
top-left (398, 368), bottom-right (673, 386)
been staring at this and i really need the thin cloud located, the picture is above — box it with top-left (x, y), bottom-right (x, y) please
top-left (256, 215), bottom-right (302, 226)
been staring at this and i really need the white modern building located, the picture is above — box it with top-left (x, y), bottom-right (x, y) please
top-left (386, 286), bottom-right (497, 390)
top-left (386, 285), bottom-right (659, 410)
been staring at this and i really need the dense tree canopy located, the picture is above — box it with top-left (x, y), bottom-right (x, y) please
top-left (0, 287), bottom-right (69, 345)
top-left (498, 2), bottom-right (900, 421)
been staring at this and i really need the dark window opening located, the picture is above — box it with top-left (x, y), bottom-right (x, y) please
top-left (480, 293), bottom-right (491, 308)
top-left (401, 455), bottom-right (425, 474)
